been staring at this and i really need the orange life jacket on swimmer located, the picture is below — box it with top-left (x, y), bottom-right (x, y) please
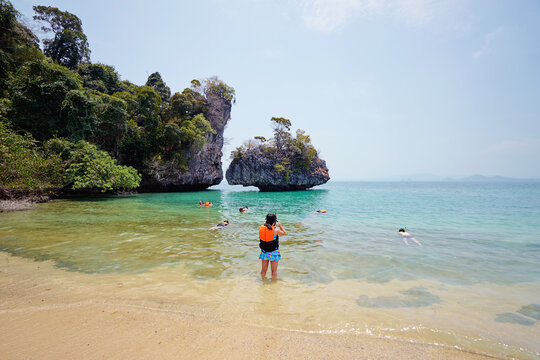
top-left (205, 201), bottom-right (210, 207)
top-left (259, 224), bottom-right (279, 252)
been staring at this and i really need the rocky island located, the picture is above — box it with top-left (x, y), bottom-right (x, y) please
top-left (226, 117), bottom-right (329, 191)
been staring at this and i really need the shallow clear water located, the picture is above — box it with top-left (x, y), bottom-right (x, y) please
top-left (1, 182), bottom-right (539, 358)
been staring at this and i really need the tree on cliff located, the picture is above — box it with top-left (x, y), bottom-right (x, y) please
top-left (1, 1), bottom-right (38, 50)
top-left (271, 117), bottom-right (292, 152)
top-left (10, 59), bottom-right (97, 141)
top-left (33, 5), bottom-right (90, 70)
top-left (78, 63), bottom-right (121, 94)
top-left (232, 117), bottom-right (318, 173)
top-left (0, 0), bottom-right (41, 97)
top-left (146, 72), bottom-right (171, 103)
top-left (203, 76), bottom-right (236, 104)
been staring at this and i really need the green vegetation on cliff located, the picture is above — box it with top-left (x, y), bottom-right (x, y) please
top-left (232, 117), bottom-right (318, 180)
top-left (0, 121), bottom-right (62, 191)
top-left (226, 117), bottom-right (329, 191)
top-left (0, 122), bottom-right (140, 192)
top-left (0, 1), bottom-right (235, 195)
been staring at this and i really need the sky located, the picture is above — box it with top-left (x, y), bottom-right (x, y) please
top-left (13, 0), bottom-right (540, 180)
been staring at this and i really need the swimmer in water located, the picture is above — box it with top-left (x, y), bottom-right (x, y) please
top-left (209, 219), bottom-right (229, 230)
top-left (239, 206), bottom-right (249, 214)
top-left (316, 209), bottom-right (327, 214)
top-left (398, 227), bottom-right (422, 246)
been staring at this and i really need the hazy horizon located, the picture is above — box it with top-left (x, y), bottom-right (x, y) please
top-left (14, 0), bottom-right (540, 181)
top-left (212, 173), bottom-right (540, 186)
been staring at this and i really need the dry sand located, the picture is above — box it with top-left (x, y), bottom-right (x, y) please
top-left (0, 253), bottom-right (497, 360)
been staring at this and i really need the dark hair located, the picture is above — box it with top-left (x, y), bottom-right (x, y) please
top-left (265, 213), bottom-right (277, 229)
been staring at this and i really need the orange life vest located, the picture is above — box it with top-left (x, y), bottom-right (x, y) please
top-left (259, 225), bottom-right (275, 241)
top-left (259, 225), bottom-right (279, 252)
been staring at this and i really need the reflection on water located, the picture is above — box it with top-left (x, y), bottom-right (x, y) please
top-left (356, 287), bottom-right (441, 308)
top-left (1, 183), bottom-right (540, 358)
top-left (495, 313), bottom-right (535, 326)
top-left (518, 304), bottom-right (540, 320)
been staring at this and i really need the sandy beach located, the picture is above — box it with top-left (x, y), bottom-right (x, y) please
top-left (0, 253), bottom-right (498, 360)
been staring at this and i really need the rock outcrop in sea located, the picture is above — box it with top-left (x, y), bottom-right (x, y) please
top-left (225, 117), bottom-right (330, 191)
top-left (139, 89), bottom-right (233, 192)
top-left (226, 147), bottom-right (330, 191)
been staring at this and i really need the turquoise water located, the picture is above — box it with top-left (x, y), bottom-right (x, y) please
top-left (1, 181), bottom-right (539, 358)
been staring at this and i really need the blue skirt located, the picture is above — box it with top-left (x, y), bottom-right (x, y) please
top-left (259, 250), bottom-right (281, 261)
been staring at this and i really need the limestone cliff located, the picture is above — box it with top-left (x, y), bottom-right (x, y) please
top-left (139, 90), bottom-right (232, 192)
top-left (226, 144), bottom-right (330, 191)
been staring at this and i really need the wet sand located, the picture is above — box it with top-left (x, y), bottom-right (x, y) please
top-left (0, 253), bottom-right (496, 360)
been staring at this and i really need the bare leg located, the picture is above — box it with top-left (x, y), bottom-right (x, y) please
top-left (411, 237), bottom-right (422, 246)
top-left (402, 236), bottom-right (409, 245)
top-left (261, 260), bottom-right (269, 279)
top-left (270, 261), bottom-right (279, 280)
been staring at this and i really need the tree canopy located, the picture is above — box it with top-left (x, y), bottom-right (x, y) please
top-left (271, 117), bottom-right (292, 152)
top-left (0, 121), bottom-right (62, 191)
top-left (146, 72), bottom-right (171, 103)
top-left (57, 140), bottom-right (141, 191)
top-left (0, 0), bottom-right (41, 96)
top-left (78, 63), bottom-right (120, 94)
top-left (33, 5), bottom-right (90, 69)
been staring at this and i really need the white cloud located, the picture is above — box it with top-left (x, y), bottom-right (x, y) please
top-left (294, 0), bottom-right (471, 33)
top-left (473, 27), bottom-right (503, 59)
top-left (294, 0), bottom-right (372, 33)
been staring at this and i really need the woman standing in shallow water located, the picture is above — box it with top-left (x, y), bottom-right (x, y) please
top-left (259, 213), bottom-right (286, 280)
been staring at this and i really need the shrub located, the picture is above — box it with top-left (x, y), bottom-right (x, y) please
top-left (0, 121), bottom-right (62, 190)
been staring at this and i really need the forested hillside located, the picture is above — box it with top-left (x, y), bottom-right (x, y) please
top-left (0, 1), bottom-right (234, 198)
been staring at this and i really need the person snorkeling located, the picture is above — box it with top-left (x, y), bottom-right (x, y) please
top-left (316, 209), bottom-right (327, 214)
top-left (398, 226), bottom-right (421, 246)
top-left (209, 219), bottom-right (229, 230)
top-left (239, 206), bottom-right (249, 214)
top-left (259, 213), bottom-right (286, 280)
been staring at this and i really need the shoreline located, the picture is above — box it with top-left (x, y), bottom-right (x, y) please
top-left (0, 188), bottom-right (51, 212)
top-left (0, 198), bottom-right (38, 212)
top-left (0, 253), bottom-right (498, 360)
